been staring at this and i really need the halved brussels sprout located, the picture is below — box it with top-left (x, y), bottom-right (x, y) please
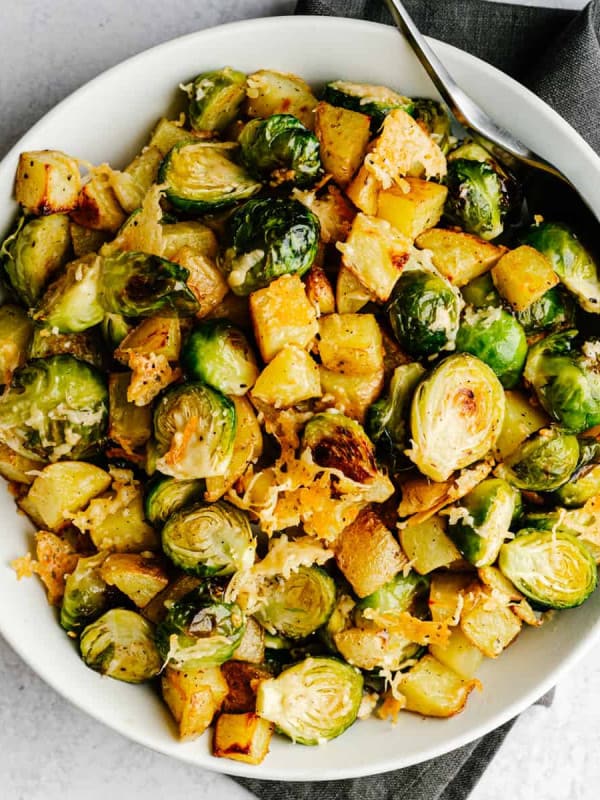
top-left (365, 362), bottom-right (426, 470)
top-left (256, 656), bottom-right (363, 745)
top-left (153, 383), bottom-right (236, 480)
top-left (521, 221), bottom-right (600, 313)
top-left (144, 473), bottom-right (204, 526)
top-left (100, 251), bottom-right (199, 318)
top-left (161, 500), bottom-right (255, 576)
top-left (155, 589), bottom-right (246, 669)
top-left (60, 551), bottom-right (108, 633)
top-left (220, 197), bottom-right (320, 296)
top-left (323, 80), bottom-right (414, 132)
top-left (239, 114), bottom-right (322, 188)
top-left (460, 272), bottom-right (502, 309)
top-left (159, 142), bottom-right (261, 212)
top-left (0, 355), bottom-right (108, 462)
top-left (29, 326), bottom-right (103, 368)
top-left (446, 478), bottom-right (519, 567)
top-left (387, 268), bottom-right (464, 359)
top-left (101, 313), bottom-right (133, 348)
top-left (254, 566), bottom-right (336, 639)
top-left (181, 321), bottom-right (259, 395)
top-left (524, 330), bottom-right (600, 433)
top-left (33, 255), bottom-right (104, 333)
top-left (80, 608), bottom-right (162, 683)
top-left (515, 285), bottom-right (575, 335)
top-left (0, 213), bottom-right (71, 305)
top-left (455, 306), bottom-right (527, 389)
top-left (355, 570), bottom-right (429, 626)
top-left (412, 98), bottom-right (453, 154)
top-left (182, 67), bottom-right (247, 132)
top-left (495, 427), bottom-right (580, 492)
top-left (445, 142), bottom-right (517, 240)
top-left (553, 439), bottom-right (600, 507)
top-left (408, 353), bottom-right (505, 482)
top-left (499, 529), bottom-right (597, 608)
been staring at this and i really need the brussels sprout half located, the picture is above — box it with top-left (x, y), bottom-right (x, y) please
top-left (446, 478), bottom-right (520, 567)
top-left (460, 272), bottom-right (502, 309)
top-left (499, 529), bottom-right (597, 609)
top-left (221, 197), bottom-right (320, 296)
top-left (355, 571), bottom-right (429, 624)
top-left (60, 552), bottom-right (108, 633)
top-left (0, 355), bottom-right (108, 462)
top-left (553, 439), bottom-right (600, 508)
top-left (155, 589), bottom-right (246, 669)
top-left (153, 383), bottom-right (236, 480)
top-left (144, 474), bottom-right (204, 526)
top-left (455, 306), bottom-right (527, 389)
top-left (524, 330), bottom-right (600, 433)
top-left (323, 80), bottom-right (414, 132)
top-left (161, 500), bottom-right (255, 576)
top-left (522, 222), bottom-right (600, 313)
top-left (256, 656), bottom-right (363, 745)
top-left (495, 427), bottom-right (580, 492)
top-left (254, 566), bottom-right (336, 639)
top-left (34, 255), bottom-right (104, 333)
top-left (183, 67), bottom-right (247, 133)
top-left (412, 98), bottom-right (453, 154)
top-left (80, 608), bottom-right (162, 683)
top-left (181, 320), bottom-right (259, 395)
top-left (515, 286), bottom-right (575, 335)
top-left (408, 353), bottom-right (505, 482)
top-left (387, 268), bottom-right (464, 359)
top-left (159, 142), bottom-right (261, 212)
top-left (100, 251), bottom-right (199, 318)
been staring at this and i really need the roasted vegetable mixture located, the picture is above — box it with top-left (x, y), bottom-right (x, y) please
top-left (3, 67), bottom-right (600, 765)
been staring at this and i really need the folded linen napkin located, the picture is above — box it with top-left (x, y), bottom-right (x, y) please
top-left (235, 1), bottom-right (600, 797)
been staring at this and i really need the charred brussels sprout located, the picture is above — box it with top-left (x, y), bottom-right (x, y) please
top-left (0, 355), bottom-right (108, 461)
top-left (153, 383), bottom-right (236, 480)
top-left (366, 362), bottom-right (425, 470)
top-left (499, 529), bottom-right (597, 608)
top-left (323, 80), bottom-right (414, 132)
top-left (495, 427), bottom-right (580, 492)
top-left (161, 500), bottom-right (255, 576)
top-left (412, 98), bottom-right (453, 154)
top-left (181, 321), bottom-right (259, 395)
top-left (387, 269), bottom-right (463, 358)
top-left (255, 567), bottom-right (336, 639)
top-left (159, 142), bottom-right (261, 212)
top-left (155, 589), bottom-right (246, 669)
top-left (34, 255), bottom-right (104, 333)
top-left (60, 552), bottom-right (108, 633)
top-left (240, 114), bottom-right (322, 188)
top-left (100, 251), bottom-right (199, 318)
top-left (144, 474), bottom-right (204, 526)
top-left (455, 306), bottom-right (527, 388)
top-left (515, 286), bottom-right (575, 335)
top-left (523, 330), bottom-right (600, 433)
top-left (522, 222), bottom-right (600, 313)
top-left (182, 67), bottom-right (247, 133)
top-left (408, 353), bottom-right (505, 482)
top-left (221, 198), bottom-right (319, 295)
top-left (0, 213), bottom-right (71, 305)
top-left (445, 142), bottom-right (517, 240)
top-left (256, 656), bottom-right (363, 745)
top-left (80, 609), bottom-right (162, 683)
top-left (446, 478), bottom-right (520, 567)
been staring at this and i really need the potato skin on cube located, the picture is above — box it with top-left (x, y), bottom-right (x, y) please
top-left (213, 712), bottom-right (274, 765)
top-left (15, 150), bottom-right (81, 215)
top-left (221, 661), bottom-right (273, 713)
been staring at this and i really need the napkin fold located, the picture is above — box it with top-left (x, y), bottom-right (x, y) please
top-left (235, 1), bottom-right (599, 798)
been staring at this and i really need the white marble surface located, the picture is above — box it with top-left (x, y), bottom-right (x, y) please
top-left (0, 0), bottom-right (595, 798)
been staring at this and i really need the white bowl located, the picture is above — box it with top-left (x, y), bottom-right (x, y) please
top-left (1, 15), bottom-right (600, 782)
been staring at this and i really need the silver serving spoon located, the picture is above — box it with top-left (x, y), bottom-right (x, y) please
top-left (382, 0), bottom-right (600, 240)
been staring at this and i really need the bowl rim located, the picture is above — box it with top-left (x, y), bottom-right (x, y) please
top-left (1, 13), bottom-right (600, 782)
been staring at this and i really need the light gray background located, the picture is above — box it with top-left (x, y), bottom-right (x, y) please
top-left (0, 1), bottom-right (596, 799)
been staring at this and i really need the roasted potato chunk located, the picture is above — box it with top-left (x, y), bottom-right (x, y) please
top-left (15, 150), bottom-right (81, 215)
top-left (213, 712), bottom-right (274, 765)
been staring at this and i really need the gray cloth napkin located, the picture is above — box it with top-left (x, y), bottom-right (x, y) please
top-left (234, 1), bottom-right (600, 798)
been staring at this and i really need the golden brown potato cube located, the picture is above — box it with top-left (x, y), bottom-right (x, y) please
top-left (231, 617), bottom-right (266, 664)
top-left (162, 666), bottom-right (228, 741)
top-left (221, 661), bottom-right (272, 713)
top-left (428, 572), bottom-right (474, 624)
top-left (245, 70), bottom-right (317, 129)
top-left (377, 178), bottom-right (447, 240)
top-left (213, 712), bottom-right (274, 765)
top-left (318, 313), bottom-right (384, 376)
top-left (108, 373), bottom-right (153, 457)
top-left (346, 164), bottom-right (380, 215)
top-left (148, 118), bottom-right (195, 156)
top-left (69, 222), bottom-right (109, 257)
top-left (34, 531), bottom-right (79, 606)
top-left (335, 508), bottom-right (406, 597)
top-left (337, 213), bottom-right (412, 301)
top-left (251, 345), bottom-right (321, 408)
top-left (162, 222), bottom-right (218, 261)
top-left (415, 228), bottom-right (506, 286)
top-left (315, 101), bottom-right (371, 187)
top-left (319, 364), bottom-right (383, 423)
top-left (493, 390), bottom-right (549, 461)
top-left (100, 553), bottom-right (169, 607)
top-left (399, 654), bottom-right (479, 717)
top-left (15, 150), bottom-right (81, 215)
top-left (0, 442), bottom-right (43, 485)
top-left (399, 516), bottom-right (462, 575)
top-left (335, 265), bottom-right (373, 314)
top-left (460, 587), bottom-right (522, 657)
top-left (122, 146), bottom-right (163, 197)
top-left (250, 273), bottom-right (318, 362)
top-left (429, 627), bottom-right (484, 679)
top-left (71, 171), bottom-right (126, 232)
top-left (491, 245), bottom-right (559, 311)
top-left (305, 264), bottom-right (335, 316)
